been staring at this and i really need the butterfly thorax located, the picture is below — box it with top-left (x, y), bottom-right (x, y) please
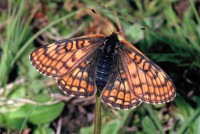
top-left (95, 33), bottom-right (119, 91)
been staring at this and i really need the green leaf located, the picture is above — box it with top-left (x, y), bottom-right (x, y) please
top-left (4, 117), bottom-right (26, 130)
top-left (142, 116), bottom-right (157, 134)
top-left (175, 95), bottom-right (194, 119)
top-left (29, 80), bottom-right (48, 94)
top-left (80, 125), bottom-right (94, 134)
top-left (8, 86), bottom-right (26, 99)
top-left (32, 94), bottom-right (53, 103)
top-left (18, 46), bottom-right (41, 79)
top-left (195, 115), bottom-right (200, 134)
top-left (177, 107), bottom-right (200, 134)
top-left (33, 126), bottom-right (55, 134)
top-left (163, 6), bottom-right (179, 26)
top-left (1, 106), bottom-right (29, 130)
top-left (28, 102), bottom-right (64, 125)
top-left (0, 99), bottom-right (64, 130)
top-left (144, 104), bottom-right (165, 134)
top-left (101, 120), bottom-right (122, 134)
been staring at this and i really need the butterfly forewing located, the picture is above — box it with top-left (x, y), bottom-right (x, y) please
top-left (30, 34), bottom-right (105, 78)
top-left (120, 40), bottom-right (176, 104)
top-left (101, 58), bottom-right (141, 110)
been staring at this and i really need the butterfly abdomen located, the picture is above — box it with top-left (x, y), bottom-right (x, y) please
top-left (95, 33), bottom-right (119, 90)
top-left (95, 54), bottom-right (115, 90)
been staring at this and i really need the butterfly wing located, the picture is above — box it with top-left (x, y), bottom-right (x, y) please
top-left (101, 57), bottom-right (141, 110)
top-left (30, 34), bottom-right (105, 77)
top-left (120, 40), bottom-right (176, 104)
top-left (56, 52), bottom-right (100, 97)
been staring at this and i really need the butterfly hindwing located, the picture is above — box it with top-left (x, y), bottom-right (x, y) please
top-left (57, 53), bottom-right (99, 97)
top-left (30, 34), bottom-right (105, 77)
top-left (120, 40), bottom-right (176, 104)
top-left (101, 58), bottom-right (141, 110)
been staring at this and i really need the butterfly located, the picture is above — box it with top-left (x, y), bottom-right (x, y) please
top-left (30, 32), bottom-right (176, 110)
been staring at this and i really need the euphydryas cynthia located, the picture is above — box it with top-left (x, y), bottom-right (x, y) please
top-left (30, 33), bottom-right (176, 110)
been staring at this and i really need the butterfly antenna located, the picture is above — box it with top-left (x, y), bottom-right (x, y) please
top-left (114, 11), bottom-right (126, 38)
top-left (113, 11), bottom-right (147, 38)
top-left (88, 8), bottom-right (113, 34)
top-left (116, 27), bottom-right (147, 35)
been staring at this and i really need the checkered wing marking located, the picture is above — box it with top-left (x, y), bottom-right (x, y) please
top-left (120, 40), bottom-right (176, 104)
top-left (101, 58), bottom-right (141, 110)
top-left (57, 53), bottom-right (98, 97)
top-left (30, 34), bottom-right (105, 77)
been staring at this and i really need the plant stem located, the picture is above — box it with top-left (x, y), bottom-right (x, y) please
top-left (94, 91), bottom-right (101, 134)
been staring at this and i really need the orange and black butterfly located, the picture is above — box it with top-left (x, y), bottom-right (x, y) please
top-left (30, 33), bottom-right (176, 110)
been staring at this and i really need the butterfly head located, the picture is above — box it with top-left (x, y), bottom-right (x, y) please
top-left (103, 33), bottom-right (119, 54)
top-left (106, 33), bottom-right (119, 43)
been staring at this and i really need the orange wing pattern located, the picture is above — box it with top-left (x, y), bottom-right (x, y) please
top-left (57, 53), bottom-right (98, 97)
top-left (30, 32), bottom-right (176, 110)
top-left (30, 35), bottom-right (105, 77)
top-left (120, 40), bottom-right (176, 104)
top-left (101, 58), bottom-right (141, 110)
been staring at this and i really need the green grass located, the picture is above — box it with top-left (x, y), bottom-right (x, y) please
top-left (0, 0), bottom-right (200, 133)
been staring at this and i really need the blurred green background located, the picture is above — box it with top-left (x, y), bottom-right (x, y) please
top-left (0, 0), bottom-right (200, 134)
